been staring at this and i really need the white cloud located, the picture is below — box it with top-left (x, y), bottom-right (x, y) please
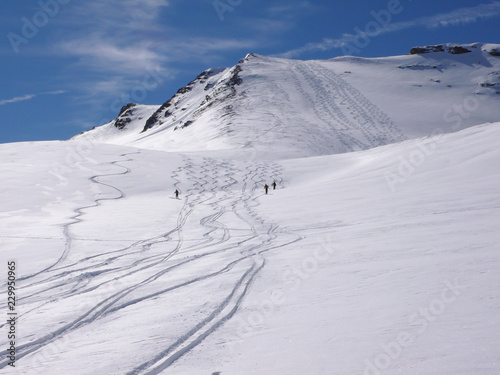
top-left (53, 0), bottom-right (256, 98)
top-left (58, 36), bottom-right (166, 74)
top-left (281, 1), bottom-right (500, 58)
top-left (269, 1), bottom-right (315, 14)
top-left (0, 94), bottom-right (36, 106)
top-left (0, 91), bottom-right (65, 106)
top-left (418, 1), bottom-right (500, 28)
top-left (69, 0), bottom-right (169, 30)
top-left (54, 0), bottom-right (170, 74)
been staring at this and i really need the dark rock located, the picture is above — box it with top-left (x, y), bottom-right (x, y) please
top-left (114, 117), bottom-right (132, 130)
top-left (142, 68), bottom-right (224, 132)
top-left (118, 103), bottom-right (136, 117)
top-left (239, 53), bottom-right (258, 63)
top-left (204, 82), bottom-right (216, 90)
top-left (113, 103), bottom-right (137, 130)
top-left (410, 47), bottom-right (430, 55)
top-left (180, 120), bottom-right (193, 129)
top-left (490, 49), bottom-right (500, 57)
top-left (227, 65), bottom-right (243, 87)
top-left (410, 44), bottom-right (471, 55)
top-left (142, 65), bottom-right (241, 133)
top-left (410, 45), bottom-right (444, 54)
top-left (143, 98), bottom-right (175, 132)
top-left (398, 64), bottom-right (440, 70)
top-left (143, 114), bottom-right (159, 131)
top-left (176, 86), bottom-right (192, 95)
top-left (448, 46), bottom-right (471, 54)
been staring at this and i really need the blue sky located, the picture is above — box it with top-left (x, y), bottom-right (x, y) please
top-left (1, 0), bottom-right (499, 143)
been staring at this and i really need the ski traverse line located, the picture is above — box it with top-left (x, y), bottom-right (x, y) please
top-left (18, 157), bottom-right (205, 302)
top-left (2, 195), bottom-right (200, 368)
top-left (308, 61), bottom-right (406, 144)
top-left (289, 63), bottom-right (349, 153)
top-left (132, 260), bottom-right (266, 375)
top-left (0, 151), bottom-right (306, 373)
top-left (17, 151), bottom-right (141, 283)
top-left (0, 153), bottom-right (200, 359)
top-left (294, 62), bottom-right (366, 151)
top-left (118, 157), bottom-right (283, 373)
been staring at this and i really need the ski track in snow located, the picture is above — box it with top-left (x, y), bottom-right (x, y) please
top-left (17, 151), bottom-right (142, 282)
top-left (289, 61), bottom-right (406, 153)
top-left (0, 150), bottom-right (301, 373)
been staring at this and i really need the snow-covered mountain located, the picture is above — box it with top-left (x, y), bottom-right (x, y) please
top-left (74, 42), bottom-right (500, 157)
top-left (2, 43), bottom-right (500, 374)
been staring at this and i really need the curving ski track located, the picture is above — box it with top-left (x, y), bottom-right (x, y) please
top-left (0, 149), bottom-right (301, 373)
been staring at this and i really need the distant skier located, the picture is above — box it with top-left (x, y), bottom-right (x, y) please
top-left (272, 181), bottom-right (277, 190)
top-left (174, 189), bottom-right (180, 199)
top-left (264, 184), bottom-right (269, 195)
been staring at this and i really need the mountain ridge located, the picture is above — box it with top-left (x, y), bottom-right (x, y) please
top-left (73, 43), bottom-right (500, 158)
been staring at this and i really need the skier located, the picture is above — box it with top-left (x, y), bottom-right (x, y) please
top-left (174, 189), bottom-right (180, 199)
top-left (272, 181), bottom-right (277, 190)
top-left (264, 184), bottom-right (269, 195)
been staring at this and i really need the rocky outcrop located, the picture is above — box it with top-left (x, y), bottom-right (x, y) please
top-left (489, 49), bottom-right (500, 57)
top-left (448, 46), bottom-right (471, 54)
top-left (410, 45), bottom-right (444, 54)
top-left (142, 68), bottom-right (226, 132)
top-left (142, 65), bottom-right (243, 133)
top-left (114, 103), bottom-right (137, 130)
top-left (410, 44), bottom-right (471, 55)
top-left (479, 71), bottom-right (500, 93)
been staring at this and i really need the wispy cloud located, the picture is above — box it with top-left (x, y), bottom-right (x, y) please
top-left (281, 1), bottom-right (500, 57)
top-left (54, 0), bottom-right (169, 75)
top-left (418, 1), bottom-right (500, 28)
top-left (0, 94), bottom-right (36, 106)
top-left (267, 1), bottom-right (317, 16)
top-left (66, 0), bottom-right (170, 31)
top-left (58, 36), bottom-right (166, 75)
top-left (164, 38), bottom-right (258, 61)
top-left (53, 0), bottom-right (257, 99)
top-left (0, 91), bottom-right (65, 106)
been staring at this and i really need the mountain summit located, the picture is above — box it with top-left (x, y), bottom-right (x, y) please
top-left (74, 43), bottom-right (500, 158)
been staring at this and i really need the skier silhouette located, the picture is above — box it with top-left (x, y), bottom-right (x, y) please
top-left (272, 181), bottom-right (277, 190)
top-left (174, 189), bottom-right (180, 199)
top-left (264, 184), bottom-right (269, 195)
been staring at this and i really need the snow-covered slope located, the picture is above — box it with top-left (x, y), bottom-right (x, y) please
top-left (1, 121), bottom-right (500, 374)
top-left (2, 43), bottom-right (500, 374)
top-left (74, 43), bottom-right (500, 157)
top-left (73, 103), bottom-right (160, 145)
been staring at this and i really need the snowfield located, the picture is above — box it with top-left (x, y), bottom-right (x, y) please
top-left (74, 43), bottom-right (500, 158)
top-left (1, 44), bottom-right (500, 374)
top-left (1, 122), bottom-right (500, 374)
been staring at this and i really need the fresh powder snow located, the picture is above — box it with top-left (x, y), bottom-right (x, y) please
top-left (1, 44), bottom-right (500, 374)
